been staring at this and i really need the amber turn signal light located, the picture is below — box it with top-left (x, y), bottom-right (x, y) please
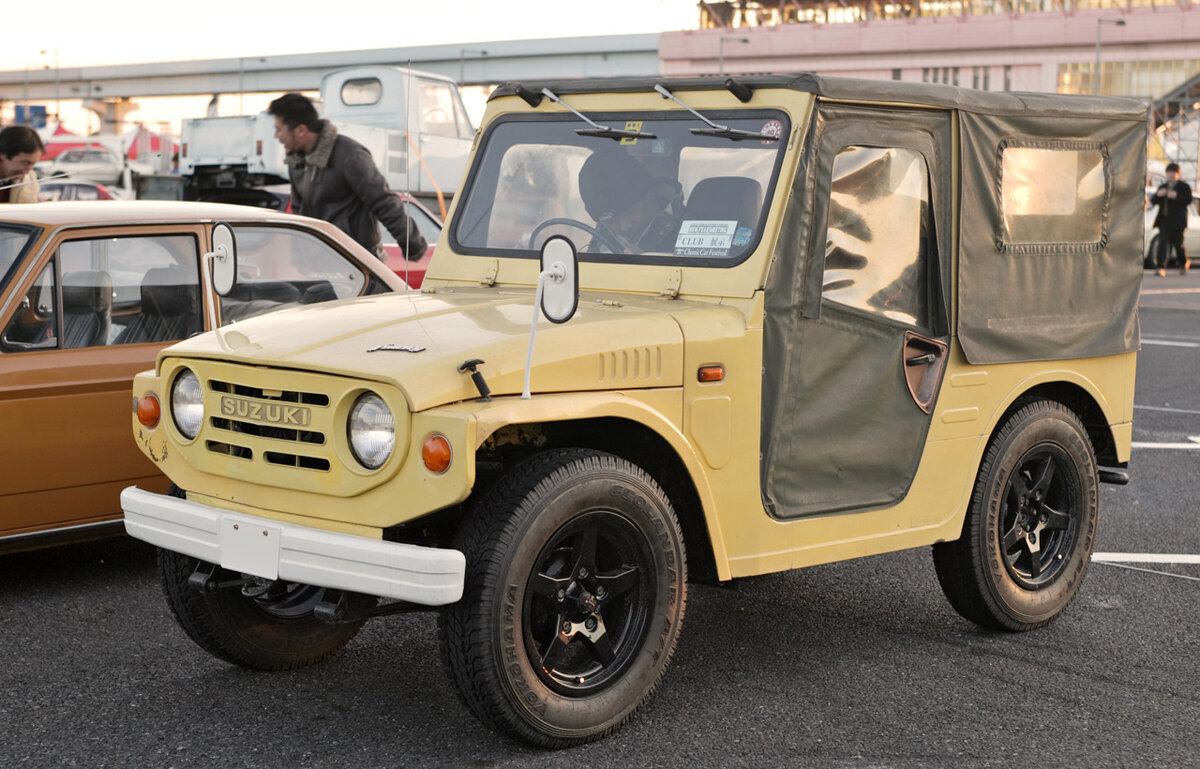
top-left (697, 365), bottom-right (725, 383)
top-left (422, 434), bottom-right (452, 473)
top-left (136, 394), bottom-right (161, 427)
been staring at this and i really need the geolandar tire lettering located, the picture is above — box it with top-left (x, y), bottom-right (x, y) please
top-left (437, 449), bottom-right (687, 748)
top-left (932, 401), bottom-right (1099, 631)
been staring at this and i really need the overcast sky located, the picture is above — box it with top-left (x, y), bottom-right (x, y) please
top-left (1, 0), bottom-right (698, 70)
top-left (3, 0), bottom-right (700, 133)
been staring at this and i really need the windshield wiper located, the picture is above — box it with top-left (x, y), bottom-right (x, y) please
top-left (653, 84), bottom-right (779, 142)
top-left (540, 88), bottom-right (657, 141)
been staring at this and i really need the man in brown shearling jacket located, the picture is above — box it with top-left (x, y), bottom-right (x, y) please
top-left (268, 93), bottom-right (426, 261)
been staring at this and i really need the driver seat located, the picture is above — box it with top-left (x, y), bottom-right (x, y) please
top-left (61, 270), bottom-right (113, 349)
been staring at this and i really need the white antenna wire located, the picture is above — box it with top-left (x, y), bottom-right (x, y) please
top-left (403, 61), bottom-right (413, 293)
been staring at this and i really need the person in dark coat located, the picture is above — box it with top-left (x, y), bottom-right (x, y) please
top-left (268, 93), bottom-right (426, 261)
top-left (1149, 162), bottom-right (1193, 276)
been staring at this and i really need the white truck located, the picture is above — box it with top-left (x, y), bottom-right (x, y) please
top-left (178, 65), bottom-right (475, 213)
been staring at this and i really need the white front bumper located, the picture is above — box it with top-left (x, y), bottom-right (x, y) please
top-left (121, 486), bottom-right (464, 605)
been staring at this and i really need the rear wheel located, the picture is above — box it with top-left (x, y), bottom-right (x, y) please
top-left (932, 401), bottom-right (1099, 631)
top-left (438, 449), bottom-right (686, 747)
top-left (157, 487), bottom-right (368, 670)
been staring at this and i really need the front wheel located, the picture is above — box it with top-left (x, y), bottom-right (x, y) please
top-left (932, 401), bottom-right (1099, 631)
top-left (157, 488), bottom-right (369, 670)
top-left (438, 449), bottom-right (687, 748)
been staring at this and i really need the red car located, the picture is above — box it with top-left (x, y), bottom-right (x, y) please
top-left (379, 193), bottom-right (441, 288)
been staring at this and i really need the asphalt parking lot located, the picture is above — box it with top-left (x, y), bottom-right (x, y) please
top-left (2, 270), bottom-right (1197, 769)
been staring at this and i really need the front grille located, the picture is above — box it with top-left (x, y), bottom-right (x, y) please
top-left (164, 357), bottom-right (407, 498)
top-left (207, 440), bottom-right (252, 460)
top-left (210, 417), bottom-right (324, 445)
top-left (202, 374), bottom-right (337, 475)
top-left (210, 379), bottom-right (329, 406)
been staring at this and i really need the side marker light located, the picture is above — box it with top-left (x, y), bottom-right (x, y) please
top-left (422, 435), bottom-right (452, 473)
top-left (137, 394), bottom-right (161, 427)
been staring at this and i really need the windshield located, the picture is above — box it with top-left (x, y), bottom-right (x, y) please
top-left (0, 225), bottom-right (37, 291)
top-left (453, 110), bottom-right (789, 265)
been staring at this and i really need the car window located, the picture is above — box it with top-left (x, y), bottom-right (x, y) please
top-left (379, 201), bottom-right (441, 250)
top-left (1, 262), bottom-right (57, 351)
top-left (419, 80), bottom-right (464, 139)
top-left (454, 111), bottom-right (788, 266)
top-left (0, 226), bottom-right (36, 290)
top-left (221, 226), bottom-right (367, 322)
top-left (822, 145), bottom-right (933, 328)
top-left (40, 233), bottom-right (203, 348)
top-left (999, 143), bottom-right (1106, 249)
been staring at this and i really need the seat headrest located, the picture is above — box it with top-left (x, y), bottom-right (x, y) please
top-left (140, 268), bottom-right (198, 317)
top-left (62, 270), bottom-right (112, 313)
top-left (686, 177), bottom-right (763, 225)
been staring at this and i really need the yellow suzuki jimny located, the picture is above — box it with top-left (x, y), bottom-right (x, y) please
top-left (123, 75), bottom-right (1145, 747)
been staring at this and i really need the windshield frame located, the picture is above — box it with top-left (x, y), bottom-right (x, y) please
top-left (450, 109), bottom-right (791, 269)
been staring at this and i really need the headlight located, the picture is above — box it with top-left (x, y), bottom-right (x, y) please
top-left (348, 393), bottom-right (394, 469)
top-left (171, 369), bottom-right (204, 439)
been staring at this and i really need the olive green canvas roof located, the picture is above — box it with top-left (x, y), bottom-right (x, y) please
top-left (490, 72), bottom-right (1148, 122)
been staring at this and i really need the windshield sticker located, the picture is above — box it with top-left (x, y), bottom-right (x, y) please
top-left (620, 122), bottom-right (644, 146)
top-left (761, 119), bottom-right (783, 145)
top-left (675, 220), bottom-right (738, 257)
top-left (733, 227), bottom-right (753, 247)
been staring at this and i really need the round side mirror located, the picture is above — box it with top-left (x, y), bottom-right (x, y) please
top-left (539, 235), bottom-right (578, 324)
top-left (209, 222), bottom-right (238, 297)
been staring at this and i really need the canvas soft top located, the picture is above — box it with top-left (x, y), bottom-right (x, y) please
top-left (490, 72), bottom-right (1147, 122)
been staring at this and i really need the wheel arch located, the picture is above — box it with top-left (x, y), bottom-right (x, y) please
top-left (473, 411), bottom-right (724, 583)
top-left (986, 379), bottom-right (1120, 468)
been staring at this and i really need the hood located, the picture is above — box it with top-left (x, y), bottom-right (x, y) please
top-left (164, 289), bottom-right (686, 411)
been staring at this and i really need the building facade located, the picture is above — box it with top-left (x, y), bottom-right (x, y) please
top-left (663, 1), bottom-right (1200, 100)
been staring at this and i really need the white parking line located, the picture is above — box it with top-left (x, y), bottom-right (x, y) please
top-left (1141, 339), bottom-right (1200, 347)
top-left (1135, 405), bottom-right (1200, 415)
top-left (1092, 552), bottom-right (1200, 564)
top-left (1094, 562), bottom-right (1200, 583)
top-left (1131, 441), bottom-right (1200, 450)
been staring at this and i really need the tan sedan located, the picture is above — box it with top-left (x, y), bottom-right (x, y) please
top-left (0, 201), bottom-right (407, 552)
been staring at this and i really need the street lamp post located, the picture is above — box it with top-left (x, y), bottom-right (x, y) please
top-left (719, 37), bottom-right (749, 77)
top-left (239, 57), bottom-right (266, 114)
top-left (40, 49), bottom-right (59, 122)
top-left (459, 48), bottom-right (488, 85)
top-left (1094, 18), bottom-right (1126, 95)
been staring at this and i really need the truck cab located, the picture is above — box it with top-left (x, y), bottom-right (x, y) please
top-left (123, 74), bottom-right (1145, 748)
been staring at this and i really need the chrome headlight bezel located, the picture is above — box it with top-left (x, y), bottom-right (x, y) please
top-left (170, 368), bottom-right (204, 440)
top-left (347, 392), bottom-right (395, 470)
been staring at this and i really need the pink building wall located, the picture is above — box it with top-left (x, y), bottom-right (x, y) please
top-left (660, 6), bottom-right (1200, 95)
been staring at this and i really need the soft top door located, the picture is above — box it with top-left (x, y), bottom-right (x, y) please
top-left (762, 104), bottom-right (952, 519)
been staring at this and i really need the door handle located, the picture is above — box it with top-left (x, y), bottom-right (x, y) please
top-left (906, 352), bottom-right (936, 366)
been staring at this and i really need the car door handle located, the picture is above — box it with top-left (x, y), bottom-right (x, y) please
top-left (906, 352), bottom-right (937, 366)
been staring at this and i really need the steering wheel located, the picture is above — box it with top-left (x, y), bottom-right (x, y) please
top-left (528, 217), bottom-right (623, 254)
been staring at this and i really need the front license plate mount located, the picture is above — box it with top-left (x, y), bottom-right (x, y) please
top-left (219, 517), bottom-right (281, 579)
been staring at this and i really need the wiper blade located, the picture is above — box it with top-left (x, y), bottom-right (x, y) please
top-left (653, 84), bottom-right (779, 142)
top-left (540, 88), bottom-right (657, 141)
top-left (576, 126), bottom-right (656, 140)
top-left (690, 126), bottom-right (775, 141)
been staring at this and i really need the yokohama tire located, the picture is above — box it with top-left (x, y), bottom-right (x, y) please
top-left (438, 449), bottom-right (687, 748)
top-left (932, 401), bottom-right (1099, 631)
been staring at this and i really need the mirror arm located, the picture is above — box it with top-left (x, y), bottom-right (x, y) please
top-left (202, 245), bottom-right (228, 331)
top-left (521, 262), bottom-right (567, 400)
